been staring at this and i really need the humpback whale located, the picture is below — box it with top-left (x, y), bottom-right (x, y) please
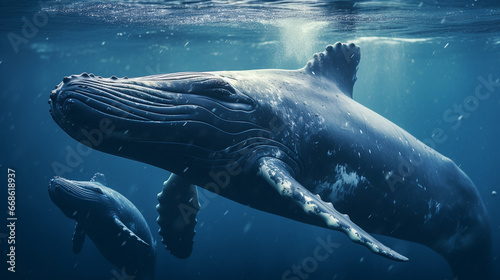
top-left (49, 42), bottom-right (491, 279)
top-left (48, 173), bottom-right (156, 280)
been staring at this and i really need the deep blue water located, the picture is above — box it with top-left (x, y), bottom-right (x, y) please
top-left (1, 1), bottom-right (500, 279)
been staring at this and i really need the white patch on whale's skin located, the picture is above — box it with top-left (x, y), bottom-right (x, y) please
top-left (424, 198), bottom-right (442, 224)
top-left (259, 161), bottom-right (322, 216)
top-left (314, 164), bottom-right (367, 203)
top-left (319, 212), bottom-right (340, 228)
top-left (347, 227), bottom-right (362, 242)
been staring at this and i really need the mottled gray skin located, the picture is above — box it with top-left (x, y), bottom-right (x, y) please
top-left (49, 42), bottom-right (491, 279)
top-left (48, 174), bottom-right (155, 280)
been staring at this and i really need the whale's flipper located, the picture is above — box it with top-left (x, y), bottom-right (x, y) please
top-left (156, 174), bottom-right (200, 259)
top-left (72, 222), bottom-right (86, 254)
top-left (257, 157), bottom-right (409, 262)
top-left (113, 216), bottom-right (151, 247)
top-left (303, 42), bottom-right (360, 98)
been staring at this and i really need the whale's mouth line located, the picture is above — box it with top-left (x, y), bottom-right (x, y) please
top-left (51, 78), bottom-right (257, 125)
top-left (55, 91), bottom-right (264, 140)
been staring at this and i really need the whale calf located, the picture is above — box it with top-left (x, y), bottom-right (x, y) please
top-left (48, 173), bottom-right (156, 279)
top-left (49, 42), bottom-right (491, 279)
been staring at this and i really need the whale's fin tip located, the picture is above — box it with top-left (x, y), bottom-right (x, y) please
top-left (257, 156), bottom-right (408, 262)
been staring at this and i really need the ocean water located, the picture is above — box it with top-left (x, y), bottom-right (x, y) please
top-left (1, 0), bottom-right (499, 279)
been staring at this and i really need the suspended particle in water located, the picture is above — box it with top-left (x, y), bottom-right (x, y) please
top-left (243, 222), bottom-right (252, 233)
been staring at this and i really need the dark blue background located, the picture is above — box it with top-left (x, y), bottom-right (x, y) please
top-left (1, 1), bottom-right (499, 279)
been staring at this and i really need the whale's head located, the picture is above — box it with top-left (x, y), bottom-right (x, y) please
top-left (49, 72), bottom-right (264, 173)
top-left (48, 176), bottom-right (108, 220)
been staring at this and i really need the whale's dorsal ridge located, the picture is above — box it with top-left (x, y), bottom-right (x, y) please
top-left (303, 42), bottom-right (360, 98)
top-left (90, 172), bottom-right (106, 185)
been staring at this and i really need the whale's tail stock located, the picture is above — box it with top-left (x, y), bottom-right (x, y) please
top-left (437, 206), bottom-right (493, 280)
top-left (426, 165), bottom-right (495, 280)
top-left (446, 229), bottom-right (492, 280)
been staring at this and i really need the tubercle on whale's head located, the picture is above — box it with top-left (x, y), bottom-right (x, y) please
top-left (48, 176), bottom-right (107, 220)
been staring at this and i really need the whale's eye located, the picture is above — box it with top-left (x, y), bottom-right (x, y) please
top-left (85, 186), bottom-right (104, 194)
top-left (188, 77), bottom-right (236, 99)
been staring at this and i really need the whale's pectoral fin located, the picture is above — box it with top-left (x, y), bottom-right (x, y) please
top-left (72, 222), bottom-right (86, 254)
top-left (257, 157), bottom-right (409, 262)
top-left (156, 173), bottom-right (200, 259)
top-left (113, 216), bottom-right (150, 247)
